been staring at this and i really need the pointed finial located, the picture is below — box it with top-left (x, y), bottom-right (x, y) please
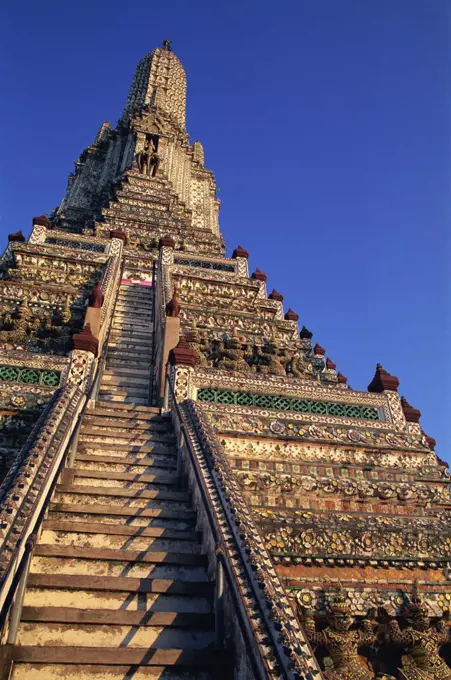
top-left (169, 335), bottom-right (198, 367)
top-left (8, 230), bottom-right (25, 243)
top-left (368, 364), bottom-right (399, 393)
top-left (400, 396), bottom-right (421, 423)
top-left (268, 289), bottom-right (284, 302)
top-left (165, 288), bottom-right (180, 318)
top-left (232, 245), bottom-right (249, 259)
top-left (251, 268), bottom-right (267, 282)
top-left (313, 343), bottom-right (326, 356)
top-left (162, 40), bottom-right (172, 52)
top-left (299, 326), bottom-right (313, 340)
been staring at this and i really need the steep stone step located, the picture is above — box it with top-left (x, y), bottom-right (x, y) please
top-left (116, 288), bottom-right (154, 302)
top-left (110, 326), bottom-right (153, 337)
top-left (78, 430), bottom-right (172, 446)
top-left (106, 344), bottom-right (151, 353)
top-left (109, 329), bottom-right (153, 341)
top-left (106, 360), bottom-right (151, 372)
top-left (39, 531), bottom-right (200, 554)
top-left (113, 314), bottom-right (153, 324)
top-left (71, 468), bottom-right (177, 484)
top-left (48, 506), bottom-right (196, 531)
top-left (64, 476), bottom-right (177, 493)
top-left (107, 348), bottom-right (154, 360)
top-left (117, 289), bottom-right (153, 296)
top-left (30, 553), bottom-right (208, 582)
top-left (84, 407), bottom-right (162, 420)
top-left (33, 544), bottom-right (207, 567)
top-left (53, 485), bottom-right (191, 509)
top-left (96, 393), bottom-right (149, 405)
top-left (114, 308), bottom-right (153, 318)
top-left (78, 442), bottom-right (175, 456)
top-left (21, 607), bottom-right (214, 628)
top-left (83, 411), bottom-right (163, 425)
top-left (11, 664), bottom-right (214, 679)
top-left (42, 521), bottom-right (200, 543)
top-left (16, 622), bottom-right (215, 650)
top-left (107, 341), bottom-right (153, 352)
top-left (119, 284), bottom-right (154, 291)
top-left (111, 317), bottom-right (153, 327)
top-left (24, 575), bottom-right (211, 613)
top-left (102, 367), bottom-right (151, 380)
top-left (115, 297), bottom-right (154, 306)
top-left (83, 415), bottom-right (167, 429)
top-left (11, 646), bottom-right (220, 670)
top-left (75, 453), bottom-right (176, 473)
top-left (92, 401), bottom-right (160, 415)
top-left (26, 573), bottom-right (213, 597)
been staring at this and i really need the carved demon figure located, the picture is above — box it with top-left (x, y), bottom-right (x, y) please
top-left (387, 584), bottom-right (451, 680)
top-left (297, 588), bottom-right (376, 680)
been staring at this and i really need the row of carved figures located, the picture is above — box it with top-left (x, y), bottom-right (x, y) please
top-left (185, 325), bottom-right (322, 378)
top-left (296, 586), bottom-right (451, 680)
top-left (0, 298), bottom-right (77, 352)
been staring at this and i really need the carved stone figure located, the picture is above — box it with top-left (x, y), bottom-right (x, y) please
top-left (136, 138), bottom-right (160, 177)
top-left (0, 299), bottom-right (32, 343)
top-left (217, 330), bottom-right (251, 373)
top-left (186, 324), bottom-right (209, 366)
top-left (297, 589), bottom-right (376, 680)
top-left (387, 585), bottom-right (451, 680)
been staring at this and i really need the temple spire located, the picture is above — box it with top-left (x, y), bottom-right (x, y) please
top-left (122, 43), bottom-right (186, 130)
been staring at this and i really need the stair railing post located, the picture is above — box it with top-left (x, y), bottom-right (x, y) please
top-left (163, 363), bottom-right (170, 411)
top-left (66, 414), bottom-right (82, 469)
top-left (90, 354), bottom-right (105, 402)
top-left (6, 532), bottom-right (38, 645)
top-left (215, 548), bottom-right (225, 649)
top-left (177, 427), bottom-right (185, 481)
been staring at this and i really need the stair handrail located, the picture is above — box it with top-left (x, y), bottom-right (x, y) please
top-left (89, 258), bottom-right (125, 401)
top-left (166, 375), bottom-right (322, 680)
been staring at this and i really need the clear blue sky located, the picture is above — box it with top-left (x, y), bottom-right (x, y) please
top-left (1, 1), bottom-right (450, 459)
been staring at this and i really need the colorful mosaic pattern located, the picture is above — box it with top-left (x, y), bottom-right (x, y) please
top-left (174, 257), bottom-right (234, 272)
top-left (0, 365), bottom-right (60, 387)
top-left (46, 237), bottom-right (105, 253)
top-left (197, 387), bottom-right (380, 420)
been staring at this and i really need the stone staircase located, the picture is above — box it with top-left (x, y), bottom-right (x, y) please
top-left (10, 402), bottom-right (222, 679)
top-left (8, 278), bottom-right (225, 678)
top-left (100, 281), bottom-right (155, 405)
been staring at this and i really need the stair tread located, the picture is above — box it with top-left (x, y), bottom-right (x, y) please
top-left (55, 484), bottom-right (188, 501)
top-left (79, 428), bottom-right (172, 440)
top-left (82, 417), bottom-right (168, 430)
top-left (34, 545), bottom-right (207, 566)
top-left (75, 453), bottom-right (176, 466)
top-left (84, 408), bottom-right (162, 420)
top-left (49, 503), bottom-right (195, 519)
top-left (78, 443), bottom-right (173, 453)
top-left (21, 607), bottom-right (214, 628)
top-left (93, 401), bottom-right (160, 413)
top-left (71, 470), bottom-right (178, 483)
top-left (12, 646), bottom-right (220, 666)
top-left (42, 520), bottom-right (199, 540)
top-left (26, 574), bottom-right (213, 595)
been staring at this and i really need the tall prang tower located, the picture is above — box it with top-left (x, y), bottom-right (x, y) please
top-left (0, 42), bottom-right (449, 680)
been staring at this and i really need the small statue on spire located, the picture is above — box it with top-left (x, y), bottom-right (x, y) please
top-left (162, 40), bottom-right (172, 52)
